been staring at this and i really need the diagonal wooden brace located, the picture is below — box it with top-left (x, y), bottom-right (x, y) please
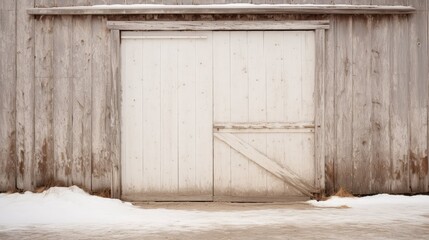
top-left (214, 133), bottom-right (318, 197)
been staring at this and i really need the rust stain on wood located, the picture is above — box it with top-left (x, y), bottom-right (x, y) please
top-left (38, 139), bottom-right (48, 177)
top-left (422, 156), bottom-right (428, 175)
top-left (19, 150), bottom-right (24, 176)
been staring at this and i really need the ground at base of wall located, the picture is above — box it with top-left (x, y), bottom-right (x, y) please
top-left (0, 186), bottom-right (428, 240)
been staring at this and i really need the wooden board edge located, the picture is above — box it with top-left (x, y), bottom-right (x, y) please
top-left (315, 29), bottom-right (326, 194)
top-left (106, 20), bottom-right (330, 31)
top-left (27, 5), bottom-right (416, 16)
top-left (110, 29), bottom-right (121, 199)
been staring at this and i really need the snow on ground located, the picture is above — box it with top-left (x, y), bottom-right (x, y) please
top-left (1, 186), bottom-right (429, 235)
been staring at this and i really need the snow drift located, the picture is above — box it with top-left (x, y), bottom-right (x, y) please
top-left (1, 186), bottom-right (428, 233)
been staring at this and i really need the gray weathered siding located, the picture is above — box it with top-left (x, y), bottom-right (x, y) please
top-left (0, 0), bottom-right (428, 196)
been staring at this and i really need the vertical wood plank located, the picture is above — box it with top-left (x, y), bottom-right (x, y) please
top-left (213, 31), bottom-right (232, 197)
top-left (16, 0), bottom-right (35, 191)
top-left (247, 31), bottom-right (268, 196)
top-left (177, 35), bottom-right (196, 194)
top-left (0, 6), bottom-right (17, 191)
top-left (110, 29), bottom-right (121, 198)
top-left (282, 31), bottom-right (305, 196)
top-left (351, 16), bottom-right (372, 194)
top-left (370, 15), bottom-right (392, 193)
top-left (142, 37), bottom-right (161, 193)
top-left (34, 0), bottom-right (55, 188)
top-left (265, 31), bottom-right (287, 195)
top-left (409, 0), bottom-right (428, 193)
top-left (159, 36), bottom-right (179, 194)
top-left (335, 16), bottom-right (353, 193)
top-left (302, 31), bottom-right (317, 191)
top-left (71, 3), bottom-right (92, 190)
top-left (390, 15), bottom-right (410, 193)
top-left (324, 16), bottom-right (336, 195)
top-left (91, 16), bottom-right (111, 192)
top-left (53, 5), bottom-right (73, 185)
top-left (121, 36), bottom-right (144, 195)
top-left (229, 31), bottom-right (250, 196)
top-left (195, 31), bottom-right (213, 195)
top-left (315, 29), bottom-right (325, 193)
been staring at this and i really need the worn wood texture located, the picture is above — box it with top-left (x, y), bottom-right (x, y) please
top-left (390, 15), bottom-right (410, 193)
top-left (334, 16), bottom-right (353, 192)
top-left (27, 4), bottom-right (416, 15)
top-left (107, 20), bottom-right (330, 30)
top-left (370, 14), bottom-right (391, 193)
top-left (323, 13), bottom-right (336, 195)
top-left (2, 0), bottom-right (429, 198)
top-left (408, 0), bottom-right (428, 193)
top-left (0, 2), bottom-right (17, 192)
top-left (91, 15), bottom-right (112, 193)
top-left (71, 0), bottom-right (92, 190)
top-left (53, 0), bottom-right (74, 186)
top-left (351, 15), bottom-right (372, 195)
top-left (315, 29), bottom-right (325, 193)
top-left (34, 0), bottom-right (55, 188)
top-left (16, 0), bottom-right (35, 191)
top-left (110, 29), bottom-right (121, 198)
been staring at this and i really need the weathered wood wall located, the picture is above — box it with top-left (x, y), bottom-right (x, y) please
top-left (0, 0), bottom-right (428, 196)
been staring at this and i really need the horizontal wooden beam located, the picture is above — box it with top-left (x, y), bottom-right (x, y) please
top-left (214, 132), bottom-right (318, 197)
top-left (108, 20), bottom-right (330, 31)
top-left (27, 4), bottom-right (415, 16)
top-left (214, 128), bottom-right (314, 133)
top-left (214, 122), bottom-right (315, 133)
top-left (214, 122), bottom-right (315, 129)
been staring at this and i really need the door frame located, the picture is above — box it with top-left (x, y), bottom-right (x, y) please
top-left (108, 20), bottom-right (329, 200)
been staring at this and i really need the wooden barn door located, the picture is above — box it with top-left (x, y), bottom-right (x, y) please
top-left (121, 30), bottom-right (318, 201)
top-left (213, 31), bottom-right (317, 201)
top-left (121, 31), bottom-right (213, 201)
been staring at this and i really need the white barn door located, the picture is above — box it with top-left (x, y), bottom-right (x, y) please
top-left (121, 30), bottom-right (316, 201)
top-left (121, 31), bottom-right (213, 201)
top-left (213, 31), bottom-right (316, 201)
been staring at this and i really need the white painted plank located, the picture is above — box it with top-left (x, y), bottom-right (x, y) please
top-left (121, 37), bottom-right (144, 195)
top-left (229, 31), bottom-right (250, 196)
top-left (300, 31), bottom-right (316, 190)
top-left (142, 36), bottom-right (162, 193)
top-left (282, 31), bottom-right (304, 196)
top-left (159, 37), bottom-right (179, 194)
top-left (195, 31), bottom-right (213, 195)
top-left (213, 31), bottom-right (232, 197)
top-left (314, 29), bottom-right (325, 192)
top-left (264, 31), bottom-right (287, 195)
top-left (247, 31), bottom-right (268, 196)
top-left (177, 34), bottom-right (197, 194)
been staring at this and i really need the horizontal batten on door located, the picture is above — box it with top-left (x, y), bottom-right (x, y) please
top-left (214, 128), bottom-right (314, 133)
top-left (121, 36), bottom-right (207, 39)
top-left (213, 122), bottom-right (315, 129)
top-left (214, 122), bottom-right (315, 132)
